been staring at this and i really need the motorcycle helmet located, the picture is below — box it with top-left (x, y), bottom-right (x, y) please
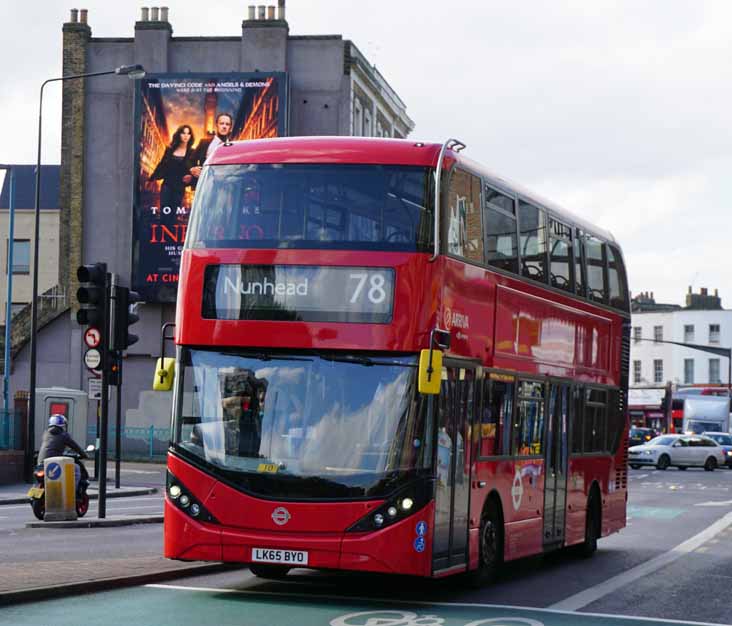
top-left (48, 414), bottom-right (68, 430)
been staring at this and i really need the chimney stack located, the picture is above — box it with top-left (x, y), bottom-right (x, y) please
top-left (258, 5), bottom-right (266, 19)
top-left (79, 8), bottom-right (88, 24)
top-left (141, 7), bottom-right (149, 20)
top-left (151, 6), bottom-right (160, 20)
top-left (267, 5), bottom-right (275, 19)
top-left (278, 0), bottom-right (286, 19)
top-left (248, 5), bottom-right (256, 19)
top-left (70, 8), bottom-right (78, 22)
top-left (160, 6), bottom-right (169, 21)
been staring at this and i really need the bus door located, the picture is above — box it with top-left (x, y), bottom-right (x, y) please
top-left (432, 365), bottom-right (476, 574)
top-left (542, 383), bottom-right (569, 548)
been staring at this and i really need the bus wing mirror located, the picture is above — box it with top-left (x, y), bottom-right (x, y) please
top-left (153, 357), bottom-right (176, 391)
top-left (418, 348), bottom-right (442, 395)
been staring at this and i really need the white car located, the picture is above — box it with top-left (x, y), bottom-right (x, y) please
top-left (628, 434), bottom-right (726, 471)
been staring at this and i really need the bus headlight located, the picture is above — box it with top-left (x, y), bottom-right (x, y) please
top-left (169, 485), bottom-right (182, 499)
top-left (401, 497), bottom-right (414, 511)
top-left (374, 514), bottom-right (384, 527)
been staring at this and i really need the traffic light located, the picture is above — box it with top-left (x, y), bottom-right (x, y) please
top-left (108, 353), bottom-right (122, 386)
top-left (112, 286), bottom-right (140, 351)
top-left (76, 263), bottom-right (108, 327)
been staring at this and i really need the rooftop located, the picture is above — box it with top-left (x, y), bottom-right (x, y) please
top-left (0, 165), bottom-right (60, 211)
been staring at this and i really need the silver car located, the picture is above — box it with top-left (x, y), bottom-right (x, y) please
top-left (628, 434), bottom-right (726, 471)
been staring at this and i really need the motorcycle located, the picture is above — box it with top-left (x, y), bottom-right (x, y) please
top-left (28, 446), bottom-right (94, 520)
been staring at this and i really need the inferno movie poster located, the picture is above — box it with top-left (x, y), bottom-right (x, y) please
top-left (132, 73), bottom-right (288, 302)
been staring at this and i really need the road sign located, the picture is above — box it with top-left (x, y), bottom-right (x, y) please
top-left (84, 348), bottom-right (102, 371)
top-left (88, 378), bottom-right (102, 400)
top-left (84, 326), bottom-right (101, 348)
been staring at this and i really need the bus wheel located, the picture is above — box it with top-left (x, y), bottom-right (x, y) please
top-left (656, 455), bottom-right (670, 470)
top-left (467, 501), bottom-right (503, 587)
top-left (249, 564), bottom-right (290, 580)
top-left (579, 493), bottom-right (599, 558)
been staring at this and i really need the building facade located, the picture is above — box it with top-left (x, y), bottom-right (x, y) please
top-left (0, 166), bottom-right (61, 323)
top-left (630, 288), bottom-right (731, 389)
top-left (9, 4), bottom-right (414, 451)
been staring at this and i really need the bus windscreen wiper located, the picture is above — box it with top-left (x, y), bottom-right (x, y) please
top-left (319, 353), bottom-right (374, 366)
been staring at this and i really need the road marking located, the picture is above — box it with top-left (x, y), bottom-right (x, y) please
top-left (549, 510), bottom-right (732, 611)
top-left (144, 584), bottom-right (730, 626)
top-left (695, 499), bottom-right (732, 507)
top-left (696, 547), bottom-right (709, 553)
top-left (632, 474), bottom-right (649, 479)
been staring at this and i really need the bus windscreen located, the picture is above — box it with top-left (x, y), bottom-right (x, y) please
top-left (172, 348), bottom-right (432, 498)
top-left (186, 164), bottom-right (434, 252)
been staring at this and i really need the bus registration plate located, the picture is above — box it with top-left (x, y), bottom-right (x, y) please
top-left (252, 548), bottom-right (309, 565)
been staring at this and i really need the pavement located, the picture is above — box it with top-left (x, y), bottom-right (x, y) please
top-left (0, 460), bottom-right (232, 606)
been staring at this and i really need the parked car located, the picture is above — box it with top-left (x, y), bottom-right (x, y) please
top-left (629, 427), bottom-right (656, 447)
top-left (703, 432), bottom-right (732, 468)
top-left (628, 434), bottom-right (726, 471)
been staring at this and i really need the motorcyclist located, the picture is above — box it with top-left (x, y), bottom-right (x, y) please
top-left (37, 414), bottom-right (88, 486)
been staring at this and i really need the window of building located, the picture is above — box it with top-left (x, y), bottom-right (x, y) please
top-left (607, 245), bottom-right (628, 310)
top-left (518, 201), bottom-right (547, 282)
top-left (709, 324), bottom-right (720, 345)
top-left (480, 375), bottom-right (514, 457)
top-left (653, 359), bottom-right (663, 383)
top-left (483, 186), bottom-right (518, 274)
top-left (709, 359), bottom-right (721, 384)
top-left (633, 326), bottom-right (641, 343)
top-left (684, 324), bottom-right (694, 343)
top-left (512, 381), bottom-right (544, 456)
top-left (353, 102), bottom-right (363, 136)
top-left (584, 235), bottom-right (606, 303)
top-left (684, 359), bottom-right (694, 385)
top-left (446, 169), bottom-right (483, 263)
top-left (633, 360), bottom-right (641, 384)
top-left (653, 326), bottom-right (663, 343)
top-left (363, 109), bottom-right (372, 136)
top-left (6, 239), bottom-right (30, 274)
top-left (549, 219), bottom-right (573, 292)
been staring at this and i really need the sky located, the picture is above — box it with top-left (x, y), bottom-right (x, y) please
top-left (0, 0), bottom-right (730, 306)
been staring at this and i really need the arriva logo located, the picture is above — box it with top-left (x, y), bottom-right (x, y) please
top-left (271, 506), bottom-right (291, 526)
top-left (223, 276), bottom-right (309, 297)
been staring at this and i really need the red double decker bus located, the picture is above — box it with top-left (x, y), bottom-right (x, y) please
top-left (159, 136), bottom-right (630, 582)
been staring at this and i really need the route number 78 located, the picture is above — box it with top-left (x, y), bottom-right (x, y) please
top-left (349, 272), bottom-right (388, 305)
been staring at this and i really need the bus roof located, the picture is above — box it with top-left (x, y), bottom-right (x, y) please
top-left (208, 136), bottom-right (617, 245)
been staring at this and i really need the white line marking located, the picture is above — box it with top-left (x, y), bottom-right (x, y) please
top-left (144, 584), bottom-right (730, 626)
top-left (695, 499), bottom-right (732, 507)
top-left (549, 510), bottom-right (732, 611)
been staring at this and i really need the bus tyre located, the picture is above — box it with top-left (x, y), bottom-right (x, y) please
top-left (580, 493), bottom-right (599, 558)
top-left (467, 502), bottom-right (503, 588)
top-left (656, 455), bottom-right (670, 471)
top-left (704, 457), bottom-right (717, 472)
top-left (249, 564), bottom-right (290, 580)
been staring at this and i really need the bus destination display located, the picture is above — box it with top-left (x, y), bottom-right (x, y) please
top-left (202, 265), bottom-right (395, 323)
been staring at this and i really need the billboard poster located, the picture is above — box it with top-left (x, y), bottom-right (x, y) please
top-left (132, 73), bottom-right (288, 302)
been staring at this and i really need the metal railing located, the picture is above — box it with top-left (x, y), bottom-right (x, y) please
top-left (88, 425), bottom-right (170, 461)
top-left (0, 409), bottom-right (22, 450)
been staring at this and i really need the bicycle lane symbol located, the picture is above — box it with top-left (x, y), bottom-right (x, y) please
top-left (330, 610), bottom-right (544, 626)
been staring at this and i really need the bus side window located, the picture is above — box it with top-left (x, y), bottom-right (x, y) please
top-left (584, 235), bottom-right (607, 304)
top-left (513, 381), bottom-right (544, 456)
top-left (480, 376), bottom-right (514, 456)
top-left (549, 219), bottom-right (574, 292)
top-left (574, 228), bottom-right (585, 297)
top-left (518, 201), bottom-right (547, 283)
top-left (585, 388), bottom-right (608, 452)
top-left (607, 245), bottom-right (629, 311)
top-left (483, 186), bottom-right (518, 274)
top-left (446, 169), bottom-right (483, 263)
top-left (571, 386), bottom-right (584, 453)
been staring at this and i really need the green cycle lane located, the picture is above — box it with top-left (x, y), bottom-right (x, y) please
top-left (1, 584), bottom-right (723, 626)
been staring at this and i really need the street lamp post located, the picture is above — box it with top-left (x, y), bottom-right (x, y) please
top-left (26, 64), bottom-right (145, 481)
top-left (0, 165), bottom-right (16, 412)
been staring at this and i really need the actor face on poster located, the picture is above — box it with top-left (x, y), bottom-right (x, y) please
top-left (133, 73), bottom-right (287, 303)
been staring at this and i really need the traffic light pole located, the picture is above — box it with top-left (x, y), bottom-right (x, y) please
top-left (97, 272), bottom-right (111, 519)
top-left (115, 355), bottom-right (122, 490)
